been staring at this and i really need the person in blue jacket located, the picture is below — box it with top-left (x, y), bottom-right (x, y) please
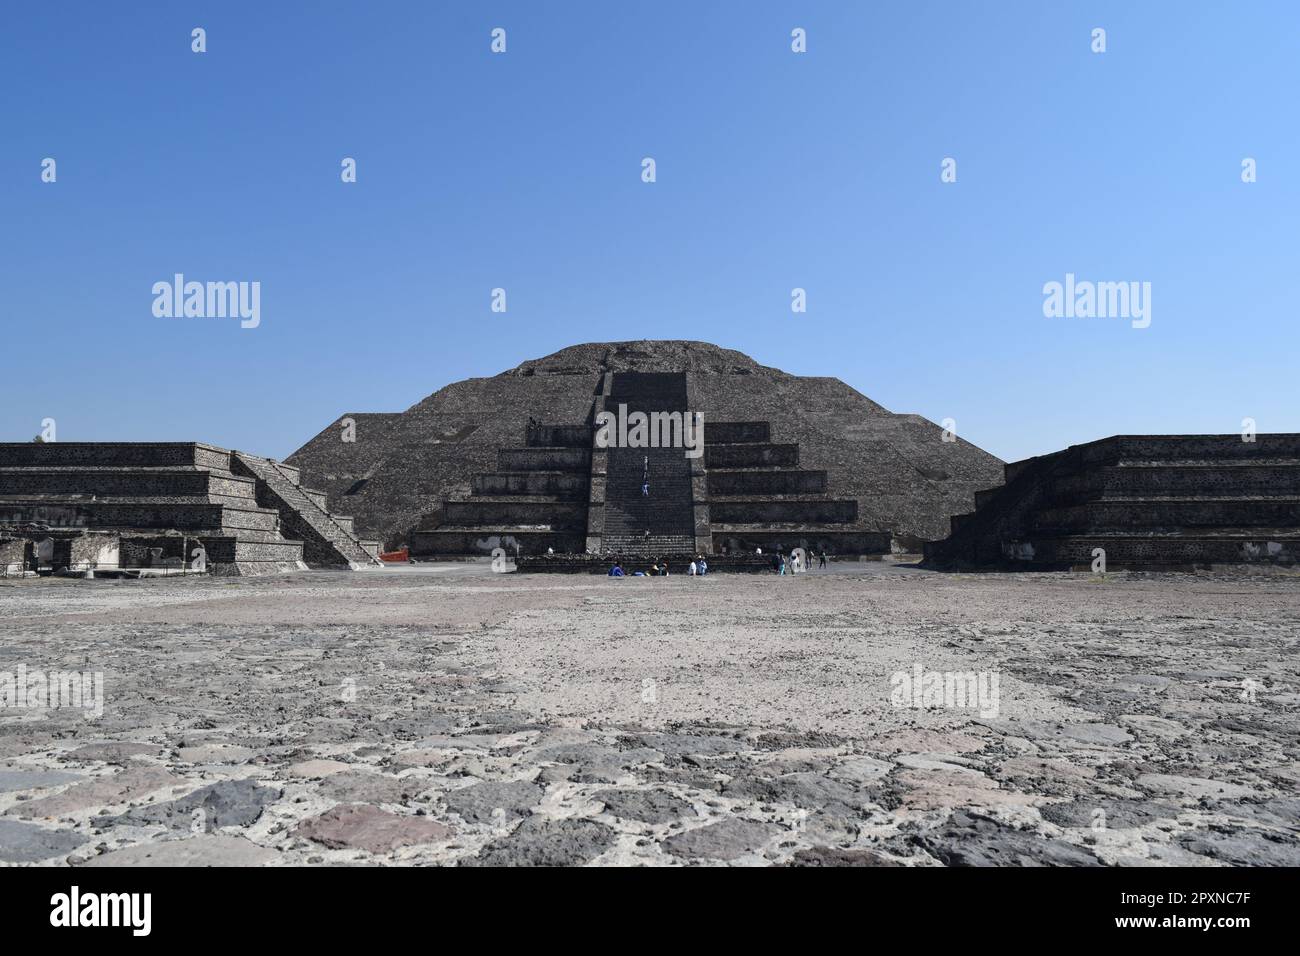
top-left (608, 562), bottom-right (625, 577)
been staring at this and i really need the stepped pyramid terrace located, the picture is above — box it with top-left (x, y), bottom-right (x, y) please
top-left (0, 442), bottom-right (381, 575)
top-left (285, 341), bottom-right (1006, 560)
top-left (924, 434), bottom-right (1300, 569)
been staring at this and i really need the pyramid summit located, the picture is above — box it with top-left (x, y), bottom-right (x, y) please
top-left (286, 341), bottom-right (1005, 555)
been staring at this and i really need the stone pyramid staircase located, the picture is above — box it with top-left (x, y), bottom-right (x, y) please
top-left (600, 372), bottom-right (697, 555)
top-left (0, 442), bottom-right (307, 575)
top-left (408, 424), bottom-right (593, 557)
top-left (231, 451), bottom-right (382, 568)
top-left (924, 434), bottom-right (1300, 569)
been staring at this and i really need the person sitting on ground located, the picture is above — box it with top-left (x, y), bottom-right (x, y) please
top-left (688, 560), bottom-right (697, 576)
top-left (608, 562), bottom-right (625, 577)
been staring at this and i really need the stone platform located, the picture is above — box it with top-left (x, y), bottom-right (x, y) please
top-left (287, 341), bottom-right (1005, 555)
top-left (924, 434), bottom-right (1300, 569)
top-left (514, 553), bottom-right (776, 574)
top-left (407, 361), bottom-right (894, 560)
top-left (0, 442), bottom-right (381, 575)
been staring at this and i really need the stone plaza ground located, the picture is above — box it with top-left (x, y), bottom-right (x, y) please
top-left (1, 560), bottom-right (1297, 866)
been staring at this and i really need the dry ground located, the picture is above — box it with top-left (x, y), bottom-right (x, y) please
top-left (1, 559), bottom-right (1297, 866)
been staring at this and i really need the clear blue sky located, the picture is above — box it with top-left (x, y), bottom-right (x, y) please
top-left (2, 2), bottom-right (1296, 463)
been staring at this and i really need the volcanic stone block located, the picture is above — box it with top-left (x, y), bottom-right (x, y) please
top-left (710, 499), bottom-right (857, 525)
top-left (926, 433), bottom-right (1300, 568)
top-left (708, 470), bottom-right (827, 495)
top-left (705, 443), bottom-right (800, 468)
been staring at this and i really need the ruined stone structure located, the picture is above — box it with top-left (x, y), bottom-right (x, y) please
top-left (286, 341), bottom-right (1005, 557)
top-left (0, 442), bottom-right (381, 575)
top-left (924, 434), bottom-right (1300, 569)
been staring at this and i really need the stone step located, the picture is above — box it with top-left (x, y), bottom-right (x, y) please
top-left (708, 470), bottom-right (827, 495)
top-left (409, 528), bottom-right (586, 556)
top-left (0, 442), bottom-right (232, 470)
top-left (710, 499), bottom-right (858, 524)
top-left (441, 500), bottom-right (587, 530)
top-left (995, 531), bottom-right (1300, 568)
top-left (705, 444), bottom-right (800, 468)
top-left (0, 498), bottom-right (282, 533)
top-left (1051, 464), bottom-right (1300, 500)
top-left (231, 451), bottom-right (380, 568)
top-left (0, 468), bottom-right (259, 500)
top-left (1035, 497), bottom-right (1300, 532)
top-left (472, 471), bottom-right (589, 498)
top-left (712, 529), bottom-right (891, 555)
top-left (497, 448), bottom-right (591, 472)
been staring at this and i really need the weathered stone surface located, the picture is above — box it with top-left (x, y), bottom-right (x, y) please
top-left (108, 779), bottom-right (280, 830)
top-left (63, 742), bottom-right (162, 762)
top-left (1136, 773), bottom-right (1256, 800)
top-left (318, 771), bottom-right (429, 805)
top-left (10, 767), bottom-right (177, 819)
top-left (633, 734), bottom-right (748, 757)
top-left (531, 743), bottom-right (661, 782)
top-left (722, 772), bottom-right (862, 810)
top-left (297, 804), bottom-right (453, 853)
top-left (915, 813), bottom-right (1102, 867)
top-left (1176, 831), bottom-right (1300, 866)
top-left (1039, 798), bottom-right (1177, 830)
top-left (0, 819), bottom-right (88, 862)
top-left (596, 788), bottom-right (694, 825)
top-left (663, 818), bottom-right (781, 861)
top-left (442, 780), bottom-right (544, 823)
top-left (0, 769), bottom-right (83, 792)
top-left (176, 744), bottom-right (256, 764)
top-left (79, 835), bottom-right (279, 867)
top-left (786, 846), bottom-right (903, 867)
top-left (464, 817), bottom-right (616, 867)
top-left (285, 759), bottom-right (351, 779)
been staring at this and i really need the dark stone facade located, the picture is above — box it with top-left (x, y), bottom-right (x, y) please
top-left (924, 434), bottom-right (1300, 568)
top-left (0, 442), bottom-right (380, 575)
top-left (286, 341), bottom-right (1005, 555)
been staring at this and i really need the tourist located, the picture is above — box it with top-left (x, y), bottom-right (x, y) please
top-left (699, 556), bottom-right (708, 575)
top-left (790, 549), bottom-right (800, 573)
top-left (608, 562), bottom-right (625, 577)
top-left (650, 562), bottom-right (660, 575)
top-left (546, 546), bottom-right (554, 555)
top-left (819, 550), bottom-right (827, 569)
top-left (688, 560), bottom-right (697, 576)
top-left (755, 547), bottom-right (762, 555)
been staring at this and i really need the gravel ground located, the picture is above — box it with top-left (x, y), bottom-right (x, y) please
top-left (1, 559), bottom-right (1297, 866)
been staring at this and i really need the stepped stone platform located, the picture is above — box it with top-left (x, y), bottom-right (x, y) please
top-left (923, 434), bottom-right (1300, 570)
top-left (288, 341), bottom-right (1003, 557)
top-left (0, 442), bottom-right (381, 575)
top-left (515, 553), bottom-right (775, 574)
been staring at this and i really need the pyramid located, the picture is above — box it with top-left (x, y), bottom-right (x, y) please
top-left (286, 341), bottom-right (1005, 554)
